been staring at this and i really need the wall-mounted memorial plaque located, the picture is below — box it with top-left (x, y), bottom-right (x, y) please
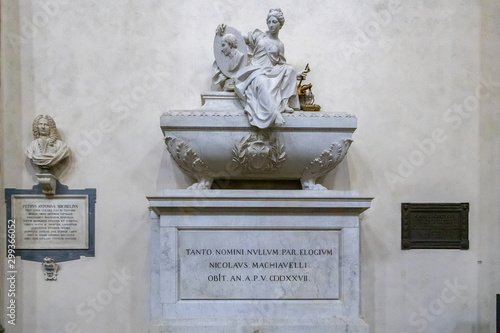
top-left (401, 203), bottom-right (469, 250)
top-left (5, 181), bottom-right (96, 262)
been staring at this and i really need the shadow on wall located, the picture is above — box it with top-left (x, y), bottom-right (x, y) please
top-left (5, 1), bottom-right (31, 187)
top-left (156, 149), bottom-right (193, 191)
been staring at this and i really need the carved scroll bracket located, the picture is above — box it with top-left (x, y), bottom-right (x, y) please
top-left (300, 139), bottom-right (353, 190)
top-left (164, 136), bottom-right (213, 189)
top-left (36, 173), bottom-right (58, 195)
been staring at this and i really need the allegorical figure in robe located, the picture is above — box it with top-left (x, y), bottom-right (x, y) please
top-left (234, 8), bottom-right (306, 128)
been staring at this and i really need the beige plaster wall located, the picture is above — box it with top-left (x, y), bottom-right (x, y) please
top-left (1, 0), bottom-right (499, 332)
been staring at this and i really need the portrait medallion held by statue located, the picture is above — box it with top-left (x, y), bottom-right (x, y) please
top-left (213, 25), bottom-right (248, 81)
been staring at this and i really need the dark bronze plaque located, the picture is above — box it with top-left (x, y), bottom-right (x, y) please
top-left (401, 203), bottom-right (469, 250)
top-left (497, 294), bottom-right (500, 333)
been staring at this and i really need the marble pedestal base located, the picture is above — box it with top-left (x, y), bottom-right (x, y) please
top-left (148, 190), bottom-right (372, 333)
top-left (149, 318), bottom-right (369, 333)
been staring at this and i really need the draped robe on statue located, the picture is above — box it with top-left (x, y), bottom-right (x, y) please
top-left (235, 30), bottom-right (300, 128)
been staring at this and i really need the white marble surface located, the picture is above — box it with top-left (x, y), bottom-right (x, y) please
top-left (12, 194), bottom-right (89, 249)
top-left (2, 1), bottom-right (500, 332)
top-left (161, 106), bottom-right (357, 189)
top-left (150, 318), bottom-right (368, 333)
top-left (149, 190), bottom-right (371, 332)
top-left (178, 230), bottom-right (340, 300)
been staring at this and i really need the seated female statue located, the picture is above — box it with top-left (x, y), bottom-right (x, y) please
top-left (234, 9), bottom-right (306, 128)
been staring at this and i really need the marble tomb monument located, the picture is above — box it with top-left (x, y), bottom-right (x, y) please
top-left (148, 9), bottom-right (372, 332)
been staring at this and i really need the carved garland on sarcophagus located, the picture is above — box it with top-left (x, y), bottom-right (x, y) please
top-left (231, 131), bottom-right (286, 173)
top-left (300, 139), bottom-right (353, 190)
top-left (164, 136), bottom-right (213, 189)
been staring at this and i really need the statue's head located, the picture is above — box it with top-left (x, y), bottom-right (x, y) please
top-left (32, 115), bottom-right (58, 145)
top-left (267, 8), bottom-right (285, 28)
top-left (221, 33), bottom-right (238, 56)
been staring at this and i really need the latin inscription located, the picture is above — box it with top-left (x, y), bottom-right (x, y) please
top-left (410, 212), bottom-right (462, 240)
top-left (402, 203), bottom-right (469, 250)
top-left (12, 195), bottom-right (89, 249)
top-left (178, 230), bottom-right (340, 300)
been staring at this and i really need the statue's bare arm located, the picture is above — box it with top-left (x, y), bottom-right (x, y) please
top-left (216, 23), bottom-right (249, 45)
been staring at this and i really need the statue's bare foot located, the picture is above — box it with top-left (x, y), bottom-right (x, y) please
top-left (301, 178), bottom-right (327, 190)
top-left (284, 106), bottom-right (294, 113)
top-left (275, 113), bottom-right (285, 126)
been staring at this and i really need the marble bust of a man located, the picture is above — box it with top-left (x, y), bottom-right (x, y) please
top-left (25, 115), bottom-right (70, 169)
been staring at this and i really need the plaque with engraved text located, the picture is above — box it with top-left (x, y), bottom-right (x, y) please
top-left (5, 182), bottom-right (96, 262)
top-left (178, 229), bottom-right (340, 300)
top-left (401, 203), bottom-right (469, 250)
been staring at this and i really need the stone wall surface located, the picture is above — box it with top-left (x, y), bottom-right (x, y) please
top-left (1, 0), bottom-right (499, 332)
